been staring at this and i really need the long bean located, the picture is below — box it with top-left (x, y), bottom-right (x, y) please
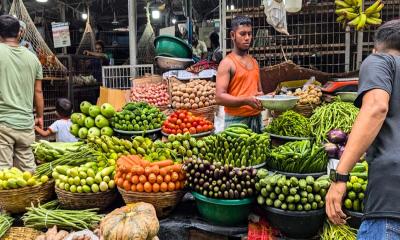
top-left (265, 110), bottom-right (312, 137)
top-left (22, 200), bottom-right (103, 230)
top-left (310, 101), bottom-right (359, 143)
top-left (321, 220), bottom-right (357, 240)
top-left (0, 213), bottom-right (13, 238)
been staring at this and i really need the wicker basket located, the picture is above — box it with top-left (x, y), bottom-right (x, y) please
top-left (1, 227), bottom-right (42, 240)
top-left (55, 187), bottom-right (118, 210)
top-left (0, 180), bottom-right (55, 214)
top-left (293, 103), bottom-right (318, 117)
top-left (118, 187), bottom-right (185, 218)
top-left (190, 105), bottom-right (218, 123)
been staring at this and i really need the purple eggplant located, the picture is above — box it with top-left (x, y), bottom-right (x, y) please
top-left (327, 129), bottom-right (348, 144)
top-left (337, 146), bottom-right (345, 159)
top-left (324, 142), bottom-right (339, 158)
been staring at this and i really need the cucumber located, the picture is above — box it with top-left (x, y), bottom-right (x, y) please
top-left (350, 172), bottom-right (368, 180)
top-left (226, 123), bottom-right (249, 129)
top-left (351, 163), bottom-right (366, 173)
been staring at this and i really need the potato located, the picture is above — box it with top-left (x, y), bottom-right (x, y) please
top-left (198, 102), bottom-right (204, 108)
top-left (192, 103), bottom-right (199, 109)
top-left (204, 101), bottom-right (210, 107)
top-left (194, 97), bottom-right (200, 103)
top-left (184, 103), bottom-right (191, 109)
top-left (183, 98), bottom-right (190, 103)
top-left (176, 103), bottom-right (182, 109)
top-left (190, 99), bottom-right (195, 104)
top-left (189, 93), bottom-right (196, 99)
top-left (183, 93), bottom-right (190, 99)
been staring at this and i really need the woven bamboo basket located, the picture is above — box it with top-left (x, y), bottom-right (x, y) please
top-left (0, 180), bottom-right (55, 214)
top-left (190, 105), bottom-right (218, 123)
top-left (128, 74), bottom-right (170, 110)
top-left (118, 187), bottom-right (185, 218)
top-left (293, 103), bottom-right (318, 117)
top-left (1, 227), bottom-right (42, 240)
top-left (55, 187), bottom-right (118, 210)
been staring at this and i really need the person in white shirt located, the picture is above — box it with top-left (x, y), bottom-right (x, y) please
top-left (35, 98), bottom-right (78, 142)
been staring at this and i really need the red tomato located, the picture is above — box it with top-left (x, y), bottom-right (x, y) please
top-left (183, 128), bottom-right (189, 133)
top-left (196, 125), bottom-right (203, 132)
top-left (176, 119), bottom-right (182, 125)
top-left (179, 113), bottom-right (186, 119)
top-left (192, 122), bottom-right (198, 127)
top-left (199, 120), bottom-right (205, 126)
top-left (189, 127), bottom-right (197, 134)
top-left (187, 112), bottom-right (193, 116)
top-left (186, 123), bottom-right (192, 128)
top-left (187, 116), bottom-right (194, 123)
top-left (175, 125), bottom-right (180, 130)
top-left (171, 129), bottom-right (177, 134)
top-left (180, 123), bottom-right (186, 129)
top-left (183, 118), bottom-right (188, 123)
top-left (177, 129), bottom-right (183, 134)
top-left (165, 128), bottom-right (171, 134)
top-left (168, 123), bottom-right (175, 129)
top-left (170, 117), bottom-right (177, 123)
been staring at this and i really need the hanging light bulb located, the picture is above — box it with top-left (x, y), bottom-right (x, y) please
top-left (230, 4), bottom-right (235, 10)
top-left (172, 18), bottom-right (177, 24)
top-left (285, 0), bottom-right (302, 13)
top-left (82, 13), bottom-right (88, 20)
top-left (151, 10), bottom-right (160, 19)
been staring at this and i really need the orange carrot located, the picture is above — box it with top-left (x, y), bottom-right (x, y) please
top-left (172, 164), bottom-right (182, 173)
top-left (150, 160), bottom-right (174, 168)
top-left (160, 165), bottom-right (173, 174)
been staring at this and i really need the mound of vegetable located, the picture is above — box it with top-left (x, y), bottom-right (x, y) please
top-left (310, 101), bottom-right (359, 143)
top-left (265, 110), bottom-right (311, 138)
top-left (171, 79), bottom-right (216, 109)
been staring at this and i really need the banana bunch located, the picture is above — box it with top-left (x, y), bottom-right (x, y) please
top-left (335, 0), bottom-right (384, 31)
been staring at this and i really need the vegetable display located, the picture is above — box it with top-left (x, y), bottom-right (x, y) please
top-left (171, 79), bottom-right (216, 109)
top-left (184, 158), bottom-right (257, 199)
top-left (265, 110), bottom-right (311, 138)
top-left (256, 171), bottom-right (331, 211)
top-left (34, 146), bottom-right (100, 178)
top-left (115, 155), bottom-right (185, 193)
top-left (162, 110), bottom-right (214, 135)
top-left (324, 129), bottom-right (348, 159)
top-left (70, 102), bottom-right (116, 139)
top-left (53, 163), bottom-right (116, 193)
top-left (22, 200), bottom-right (102, 230)
top-left (99, 202), bottom-right (159, 240)
top-left (152, 133), bottom-right (206, 163)
top-left (321, 220), bottom-right (357, 240)
top-left (344, 162), bottom-right (368, 212)
top-left (111, 102), bottom-right (165, 132)
top-left (0, 167), bottom-right (49, 190)
top-left (286, 84), bottom-right (322, 105)
top-left (32, 141), bottom-right (84, 162)
top-left (0, 213), bottom-right (13, 238)
top-left (310, 101), bottom-right (359, 143)
top-left (129, 81), bottom-right (169, 107)
top-left (203, 124), bottom-right (270, 167)
top-left (268, 140), bottom-right (328, 174)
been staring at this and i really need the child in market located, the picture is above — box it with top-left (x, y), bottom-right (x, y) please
top-left (35, 98), bottom-right (78, 142)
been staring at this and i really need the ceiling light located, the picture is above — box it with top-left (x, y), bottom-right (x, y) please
top-left (151, 10), bottom-right (160, 19)
top-left (81, 13), bottom-right (88, 20)
top-left (36, 0), bottom-right (48, 2)
top-left (230, 4), bottom-right (235, 10)
top-left (171, 18), bottom-right (177, 24)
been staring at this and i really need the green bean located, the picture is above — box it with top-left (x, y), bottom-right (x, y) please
top-left (0, 213), bottom-right (13, 238)
top-left (265, 111), bottom-right (312, 138)
top-left (321, 220), bottom-right (357, 240)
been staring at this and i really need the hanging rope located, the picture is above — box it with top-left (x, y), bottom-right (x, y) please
top-left (137, 1), bottom-right (156, 64)
top-left (76, 9), bottom-right (96, 55)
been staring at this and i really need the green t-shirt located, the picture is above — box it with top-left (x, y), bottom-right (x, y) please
top-left (0, 43), bottom-right (43, 130)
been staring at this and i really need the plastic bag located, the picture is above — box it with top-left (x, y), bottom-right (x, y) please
top-left (263, 0), bottom-right (289, 35)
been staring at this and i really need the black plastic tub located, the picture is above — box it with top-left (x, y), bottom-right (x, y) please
top-left (344, 209), bottom-right (364, 229)
top-left (272, 170), bottom-right (327, 179)
top-left (263, 206), bottom-right (325, 239)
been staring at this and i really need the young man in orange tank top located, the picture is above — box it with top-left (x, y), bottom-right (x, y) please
top-left (216, 16), bottom-right (264, 133)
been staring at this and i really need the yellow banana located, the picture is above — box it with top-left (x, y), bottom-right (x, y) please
top-left (337, 15), bottom-right (346, 23)
top-left (335, 8), bottom-right (355, 15)
top-left (371, 3), bottom-right (384, 13)
top-left (357, 13), bottom-right (367, 31)
top-left (366, 17), bottom-right (382, 25)
top-left (335, 0), bottom-right (351, 8)
top-left (352, 0), bottom-right (358, 7)
top-left (365, 0), bottom-right (382, 15)
top-left (370, 12), bottom-right (380, 18)
top-left (345, 11), bottom-right (360, 20)
top-left (348, 15), bottom-right (361, 26)
top-left (343, 0), bottom-right (354, 5)
top-left (357, 0), bottom-right (363, 7)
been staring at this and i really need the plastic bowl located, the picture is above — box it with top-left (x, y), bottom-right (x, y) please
top-left (337, 92), bottom-right (357, 102)
top-left (344, 209), bottom-right (364, 229)
top-left (263, 206), bottom-right (325, 239)
top-left (191, 192), bottom-right (254, 226)
top-left (154, 35), bottom-right (192, 59)
top-left (256, 95), bottom-right (299, 111)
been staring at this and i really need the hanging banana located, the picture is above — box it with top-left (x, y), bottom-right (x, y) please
top-left (335, 0), bottom-right (384, 31)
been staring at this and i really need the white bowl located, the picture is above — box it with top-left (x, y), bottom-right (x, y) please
top-left (256, 95), bottom-right (299, 111)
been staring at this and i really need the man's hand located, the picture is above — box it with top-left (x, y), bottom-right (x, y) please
top-left (35, 117), bottom-right (44, 130)
top-left (83, 50), bottom-right (89, 55)
top-left (245, 96), bottom-right (262, 110)
top-left (326, 181), bottom-right (347, 224)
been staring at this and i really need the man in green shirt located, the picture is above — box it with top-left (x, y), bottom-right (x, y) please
top-left (0, 15), bottom-right (44, 172)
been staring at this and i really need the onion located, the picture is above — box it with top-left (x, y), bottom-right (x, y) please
top-left (327, 129), bottom-right (348, 144)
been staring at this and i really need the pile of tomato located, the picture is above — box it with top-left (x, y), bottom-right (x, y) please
top-left (162, 110), bottom-right (213, 135)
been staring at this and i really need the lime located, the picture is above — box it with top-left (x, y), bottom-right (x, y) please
top-left (40, 175), bottom-right (49, 183)
top-left (274, 200), bottom-right (282, 208)
top-left (344, 199), bottom-right (353, 209)
top-left (353, 183), bottom-right (362, 193)
top-left (86, 177), bottom-right (94, 186)
top-left (288, 203), bottom-right (296, 211)
top-left (346, 182), bottom-right (353, 191)
top-left (266, 199), bottom-right (273, 206)
top-left (350, 176), bottom-right (358, 184)
top-left (348, 191), bottom-right (357, 200)
top-left (91, 183), bottom-right (100, 193)
top-left (358, 192), bottom-right (365, 200)
top-left (108, 180), bottom-right (116, 189)
top-left (77, 186), bottom-right (83, 193)
top-left (23, 171), bottom-right (32, 181)
top-left (99, 182), bottom-right (109, 192)
top-left (70, 185), bottom-right (77, 193)
top-left (73, 176), bottom-right (81, 185)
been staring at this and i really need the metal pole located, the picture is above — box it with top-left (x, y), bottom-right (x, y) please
top-left (186, 0), bottom-right (193, 45)
top-left (60, 3), bottom-right (67, 55)
top-left (128, 0), bottom-right (137, 66)
top-left (345, 26), bottom-right (350, 72)
top-left (356, 1), bottom-right (364, 69)
top-left (220, 0), bottom-right (227, 57)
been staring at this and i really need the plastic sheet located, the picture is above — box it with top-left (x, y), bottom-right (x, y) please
top-left (263, 0), bottom-right (289, 35)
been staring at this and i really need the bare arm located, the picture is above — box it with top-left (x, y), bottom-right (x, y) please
top-left (84, 51), bottom-right (108, 59)
top-left (326, 89), bottom-right (389, 224)
top-left (216, 58), bottom-right (260, 109)
top-left (34, 126), bottom-right (53, 137)
top-left (34, 80), bottom-right (44, 129)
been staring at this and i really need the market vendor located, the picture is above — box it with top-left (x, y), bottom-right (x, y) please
top-left (216, 16), bottom-right (263, 133)
top-left (325, 20), bottom-right (400, 238)
top-left (83, 40), bottom-right (110, 83)
top-left (191, 33), bottom-right (208, 60)
top-left (0, 15), bottom-right (44, 172)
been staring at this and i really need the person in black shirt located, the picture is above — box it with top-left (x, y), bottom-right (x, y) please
top-left (326, 19), bottom-right (400, 239)
top-left (84, 40), bottom-right (109, 83)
